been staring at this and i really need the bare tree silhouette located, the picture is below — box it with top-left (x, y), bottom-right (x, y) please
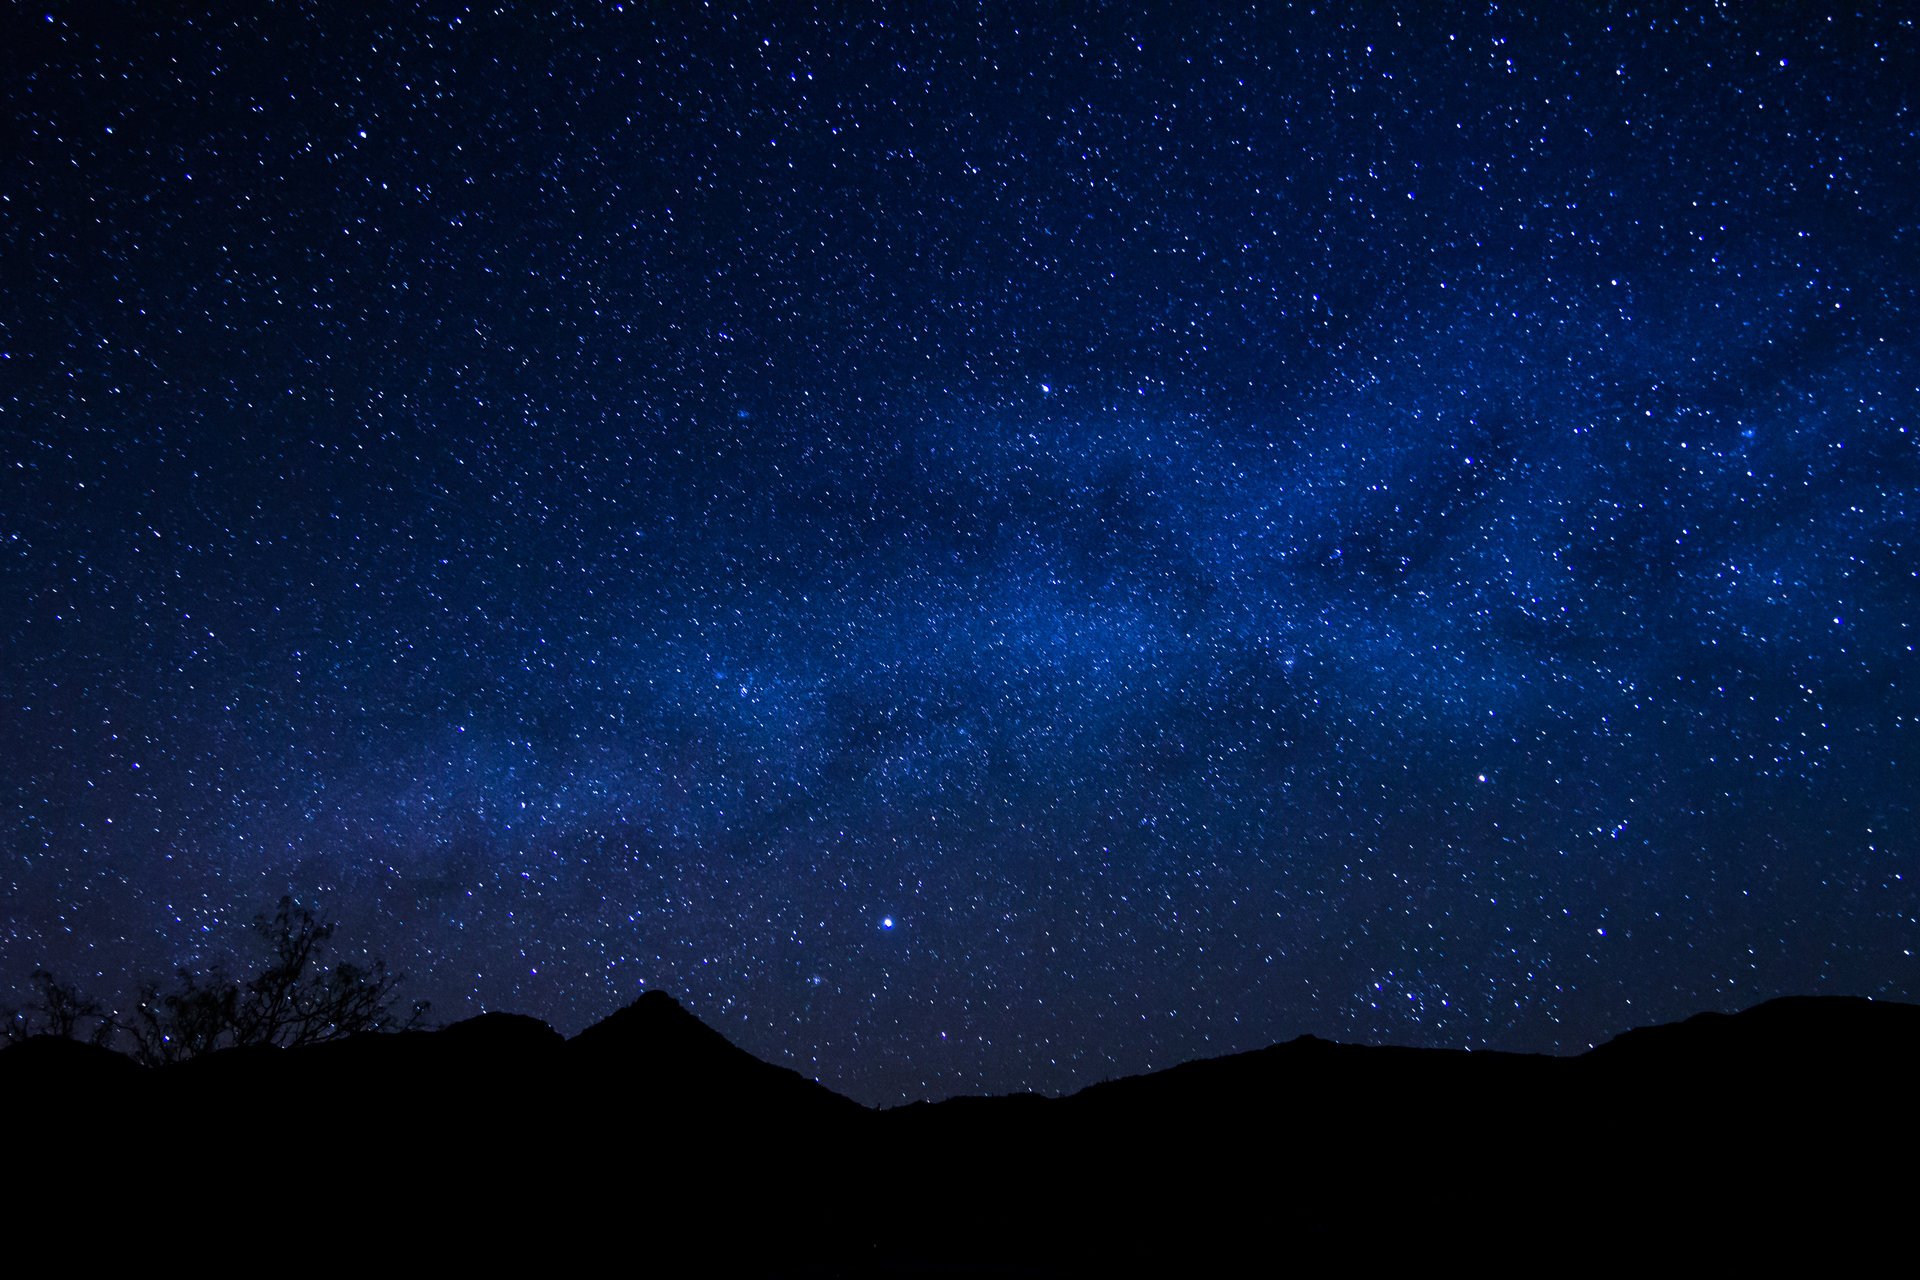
top-left (3, 968), bottom-right (115, 1047)
top-left (6, 898), bottom-right (426, 1063)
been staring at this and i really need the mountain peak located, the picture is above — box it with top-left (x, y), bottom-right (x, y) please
top-left (631, 988), bottom-right (688, 1012)
top-left (567, 989), bottom-right (781, 1079)
top-left (571, 988), bottom-right (732, 1053)
top-left (563, 989), bottom-right (861, 1116)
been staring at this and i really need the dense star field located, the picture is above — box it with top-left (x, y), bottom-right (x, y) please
top-left (3, 2), bottom-right (1916, 1105)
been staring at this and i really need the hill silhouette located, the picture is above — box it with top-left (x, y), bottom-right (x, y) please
top-left (6, 993), bottom-right (1913, 1271)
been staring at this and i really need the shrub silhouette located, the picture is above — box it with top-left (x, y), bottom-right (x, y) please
top-left (6, 897), bottom-right (425, 1064)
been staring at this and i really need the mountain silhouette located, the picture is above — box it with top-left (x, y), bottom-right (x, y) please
top-left (567, 988), bottom-right (860, 1121)
top-left (7, 993), bottom-right (1913, 1271)
top-left (1583, 994), bottom-right (1916, 1071)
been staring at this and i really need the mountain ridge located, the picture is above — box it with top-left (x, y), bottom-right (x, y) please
top-left (7, 991), bottom-right (1913, 1269)
top-left (6, 989), bottom-right (1916, 1107)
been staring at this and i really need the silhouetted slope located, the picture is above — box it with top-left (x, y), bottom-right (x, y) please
top-left (1585, 994), bottom-right (1920, 1072)
top-left (1067, 1033), bottom-right (1551, 1110)
top-left (436, 1008), bottom-right (568, 1052)
top-left (860, 996), bottom-right (1920, 1268)
top-left (90, 991), bottom-right (858, 1144)
top-left (0, 1034), bottom-right (143, 1091)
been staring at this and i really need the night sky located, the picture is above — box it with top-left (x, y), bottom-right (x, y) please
top-left (4, 1), bottom-right (1915, 1106)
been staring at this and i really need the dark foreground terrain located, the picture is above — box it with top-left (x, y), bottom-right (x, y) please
top-left (7, 993), bottom-right (1915, 1273)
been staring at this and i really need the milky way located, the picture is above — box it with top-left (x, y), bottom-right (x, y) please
top-left (4, 2), bottom-right (1915, 1104)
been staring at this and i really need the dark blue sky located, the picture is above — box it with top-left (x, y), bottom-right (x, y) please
top-left (4, 1), bottom-right (1915, 1104)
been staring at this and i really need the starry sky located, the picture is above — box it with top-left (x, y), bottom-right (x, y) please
top-left (3, 1), bottom-right (1916, 1105)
